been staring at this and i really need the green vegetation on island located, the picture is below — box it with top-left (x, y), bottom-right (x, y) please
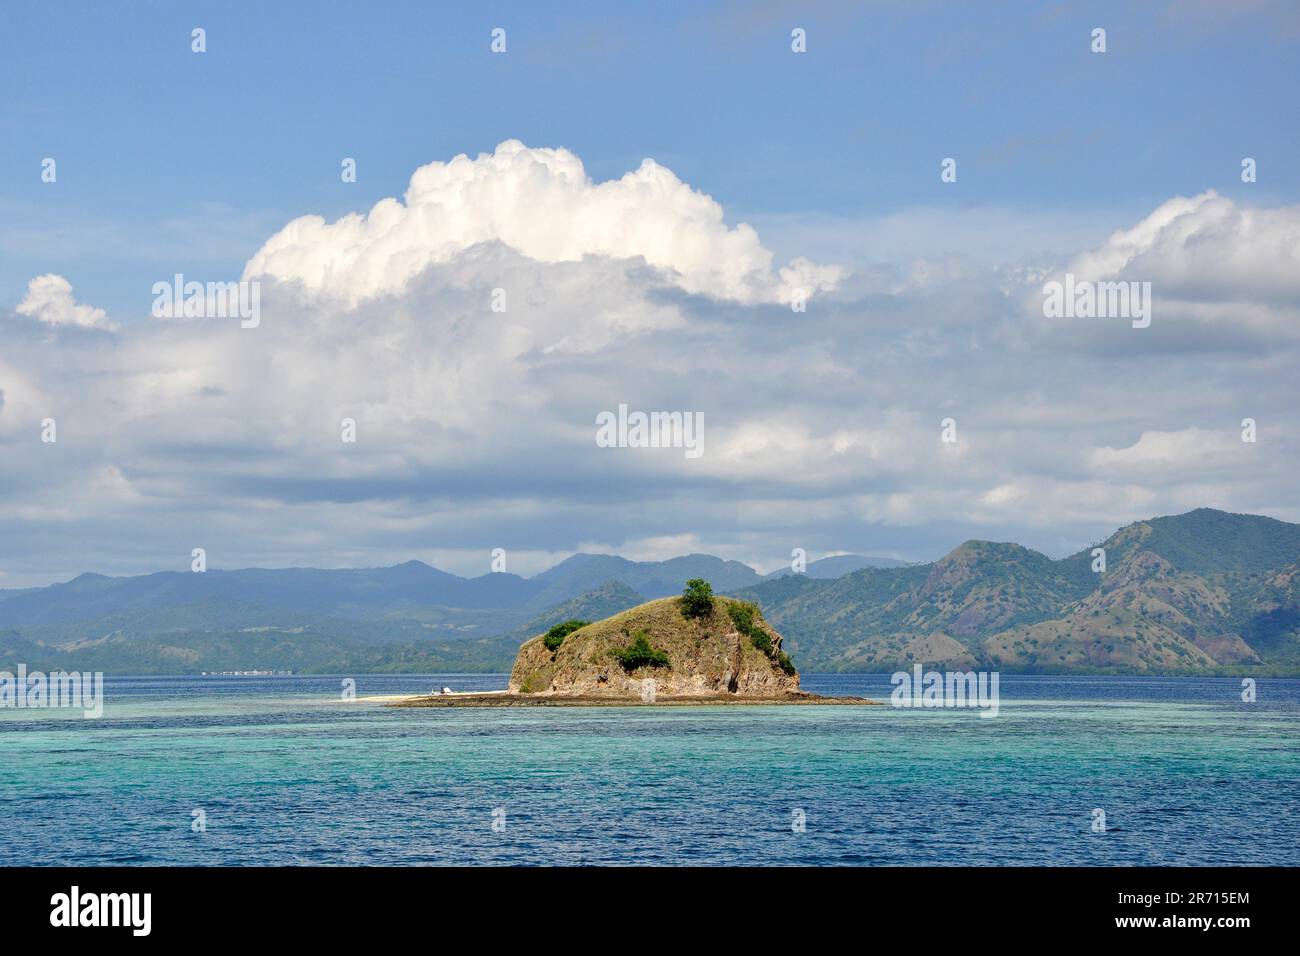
top-left (613, 629), bottom-right (671, 670)
top-left (543, 619), bottom-right (590, 651)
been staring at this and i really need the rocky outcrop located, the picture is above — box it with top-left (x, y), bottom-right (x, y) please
top-left (508, 595), bottom-right (799, 698)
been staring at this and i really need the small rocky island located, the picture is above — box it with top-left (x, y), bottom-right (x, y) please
top-left (392, 580), bottom-right (874, 707)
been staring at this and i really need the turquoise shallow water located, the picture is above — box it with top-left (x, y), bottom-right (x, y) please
top-left (1, 674), bottom-right (1296, 865)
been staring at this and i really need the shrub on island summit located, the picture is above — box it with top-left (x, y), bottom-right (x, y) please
top-left (614, 629), bottom-right (670, 671)
top-left (680, 578), bottom-right (714, 619)
top-left (543, 619), bottom-right (590, 651)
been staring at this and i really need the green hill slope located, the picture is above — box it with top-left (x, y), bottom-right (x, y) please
top-left (742, 509), bottom-right (1300, 674)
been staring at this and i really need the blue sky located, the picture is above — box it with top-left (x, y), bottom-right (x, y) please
top-left (1, 1), bottom-right (1298, 585)
top-left (3, 1), bottom-right (1296, 317)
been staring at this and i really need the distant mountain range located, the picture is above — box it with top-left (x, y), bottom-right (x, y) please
top-left (0, 552), bottom-right (908, 630)
top-left (0, 552), bottom-right (904, 674)
top-left (2, 510), bottom-right (1297, 675)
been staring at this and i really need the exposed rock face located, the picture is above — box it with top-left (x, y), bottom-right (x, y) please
top-left (508, 595), bottom-right (799, 698)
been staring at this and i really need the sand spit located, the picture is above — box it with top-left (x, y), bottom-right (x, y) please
top-left (389, 690), bottom-right (879, 708)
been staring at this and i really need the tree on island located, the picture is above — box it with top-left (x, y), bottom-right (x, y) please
top-left (680, 578), bottom-right (714, 619)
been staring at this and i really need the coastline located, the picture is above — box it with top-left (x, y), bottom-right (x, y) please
top-left (386, 690), bottom-right (881, 708)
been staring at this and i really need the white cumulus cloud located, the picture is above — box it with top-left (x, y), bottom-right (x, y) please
top-left (1070, 189), bottom-right (1300, 300)
top-left (16, 274), bottom-right (116, 330)
top-left (243, 139), bottom-right (841, 306)
top-left (1022, 190), bottom-right (1300, 350)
